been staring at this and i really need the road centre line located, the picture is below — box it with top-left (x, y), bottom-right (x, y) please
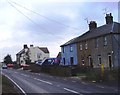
top-left (96, 85), bottom-right (105, 88)
top-left (72, 81), bottom-right (76, 83)
top-left (21, 74), bottom-right (29, 77)
top-left (63, 87), bottom-right (79, 94)
top-left (14, 72), bottom-right (18, 74)
top-left (34, 78), bottom-right (53, 85)
top-left (4, 74), bottom-right (27, 95)
top-left (81, 82), bottom-right (88, 85)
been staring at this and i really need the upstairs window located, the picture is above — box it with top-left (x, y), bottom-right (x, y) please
top-left (37, 53), bottom-right (42, 59)
top-left (103, 36), bottom-right (107, 46)
top-left (95, 38), bottom-right (99, 48)
top-left (80, 44), bottom-right (82, 50)
top-left (85, 42), bottom-right (88, 50)
top-left (70, 46), bottom-right (73, 52)
top-left (62, 47), bottom-right (65, 53)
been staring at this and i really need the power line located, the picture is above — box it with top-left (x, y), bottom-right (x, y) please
top-left (7, 0), bottom-right (65, 38)
top-left (6, 0), bottom-right (79, 40)
top-left (8, 0), bottom-right (80, 30)
top-left (7, 0), bottom-right (47, 31)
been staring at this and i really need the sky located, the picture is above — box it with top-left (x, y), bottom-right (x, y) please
top-left (0, 0), bottom-right (119, 62)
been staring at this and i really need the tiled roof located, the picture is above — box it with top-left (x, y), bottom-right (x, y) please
top-left (38, 47), bottom-right (49, 53)
top-left (16, 49), bottom-right (25, 55)
top-left (61, 22), bottom-right (120, 47)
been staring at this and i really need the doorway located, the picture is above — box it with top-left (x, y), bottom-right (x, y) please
top-left (108, 54), bottom-right (112, 69)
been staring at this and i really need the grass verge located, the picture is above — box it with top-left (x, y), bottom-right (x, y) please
top-left (2, 75), bottom-right (22, 95)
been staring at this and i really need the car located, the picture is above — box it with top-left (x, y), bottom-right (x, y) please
top-left (2, 64), bottom-right (7, 69)
top-left (7, 63), bottom-right (14, 68)
top-left (41, 58), bottom-right (60, 66)
top-left (35, 60), bottom-right (42, 65)
top-left (20, 64), bottom-right (29, 67)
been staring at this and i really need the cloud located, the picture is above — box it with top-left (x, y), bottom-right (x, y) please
top-left (0, 1), bottom-right (119, 61)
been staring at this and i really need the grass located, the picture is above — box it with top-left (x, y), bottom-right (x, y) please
top-left (2, 75), bottom-right (21, 94)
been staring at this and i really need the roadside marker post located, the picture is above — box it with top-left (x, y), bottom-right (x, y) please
top-left (101, 64), bottom-right (104, 80)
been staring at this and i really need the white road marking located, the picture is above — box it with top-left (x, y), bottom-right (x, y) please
top-left (72, 81), bottom-right (76, 83)
top-left (34, 78), bottom-right (52, 85)
top-left (14, 72), bottom-right (18, 74)
top-left (64, 87), bottom-right (79, 94)
top-left (56, 85), bottom-right (60, 87)
top-left (4, 74), bottom-right (27, 95)
top-left (21, 74), bottom-right (29, 77)
top-left (96, 85), bottom-right (105, 88)
top-left (81, 82), bottom-right (88, 85)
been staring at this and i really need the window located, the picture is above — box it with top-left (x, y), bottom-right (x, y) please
top-left (70, 46), bottom-right (73, 52)
top-left (62, 47), bottom-right (65, 53)
top-left (81, 56), bottom-right (84, 65)
top-left (103, 36), bottom-right (107, 46)
top-left (95, 38), bottom-right (99, 48)
top-left (80, 44), bottom-right (82, 50)
top-left (37, 53), bottom-right (42, 59)
top-left (85, 42), bottom-right (88, 50)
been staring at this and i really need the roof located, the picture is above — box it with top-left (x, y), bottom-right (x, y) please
top-left (38, 47), bottom-right (49, 53)
top-left (16, 49), bottom-right (25, 55)
top-left (61, 22), bottom-right (120, 47)
top-left (56, 52), bottom-right (61, 58)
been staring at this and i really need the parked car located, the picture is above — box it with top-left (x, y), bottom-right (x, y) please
top-left (35, 60), bottom-right (42, 65)
top-left (7, 63), bottom-right (14, 68)
top-left (41, 58), bottom-right (60, 66)
top-left (2, 64), bottom-right (7, 69)
top-left (20, 64), bottom-right (29, 67)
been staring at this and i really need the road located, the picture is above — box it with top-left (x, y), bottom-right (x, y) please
top-left (2, 68), bottom-right (119, 95)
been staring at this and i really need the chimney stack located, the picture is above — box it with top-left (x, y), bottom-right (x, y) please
top-left (30, 44), bottom-right (33, 47)
top-left (23, 44), bottom-right (28, 49)
top-left (89, 21), bottom-right (97, 30)
top-left (105, 13), bottom-right (113, 24)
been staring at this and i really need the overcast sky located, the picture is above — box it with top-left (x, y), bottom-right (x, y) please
top-left (0, 0), bottom-right (119, 62)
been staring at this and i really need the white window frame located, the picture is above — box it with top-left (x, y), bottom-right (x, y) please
top-left (70, 46), bottom-right (73, 52)
top-left (80, 44), bottom-right (82, 50)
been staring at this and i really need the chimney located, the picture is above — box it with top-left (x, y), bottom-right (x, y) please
top-left (23, 44), bottom-right (28, 49)
top-left (30, 44), bottom-right (33, 47)
top-left (89, 21), bottom-right (97, 30)
top-left (105, 13), bottom-right (113, 24)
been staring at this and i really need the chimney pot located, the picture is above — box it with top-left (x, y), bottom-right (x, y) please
top-left (105, 13), bottom-right (113, 24)
top-left (30, 45), bottom-right (33, 47)
top-left (89, 21), bottom-right (97, 30)
top-left (23, 44), bottom-right (28, 49)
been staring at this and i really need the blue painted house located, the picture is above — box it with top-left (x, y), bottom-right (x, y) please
top-left (60, 39), bottom-right (78, 66)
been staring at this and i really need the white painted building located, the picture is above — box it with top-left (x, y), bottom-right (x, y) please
top-left (16, 45), bottom-right (49, 65)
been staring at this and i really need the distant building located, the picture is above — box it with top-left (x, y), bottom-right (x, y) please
top-left (61, 13), bottom-right (120, 69)
top-left (16, 44), bottom-right (49, 65)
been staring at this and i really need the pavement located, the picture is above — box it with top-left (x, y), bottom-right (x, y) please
top-left (2, 68), bottom-right (119, 95)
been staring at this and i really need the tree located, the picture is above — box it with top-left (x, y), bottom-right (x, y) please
top-left (4, 54), bottom-right (13, 64)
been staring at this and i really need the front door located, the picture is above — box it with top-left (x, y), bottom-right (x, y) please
top-left (88, 56), bottom-right (93, 68)
top-left (108, 55), bottom-right (112, 69)
top-left (70, 57), bottom-right (74, 65)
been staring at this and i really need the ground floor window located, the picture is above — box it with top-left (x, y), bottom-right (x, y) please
top-left (81, 57), bottom-right (85, 66)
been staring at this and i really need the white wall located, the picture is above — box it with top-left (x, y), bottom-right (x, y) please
top-left (29, 47), bottom-right (49, 63)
